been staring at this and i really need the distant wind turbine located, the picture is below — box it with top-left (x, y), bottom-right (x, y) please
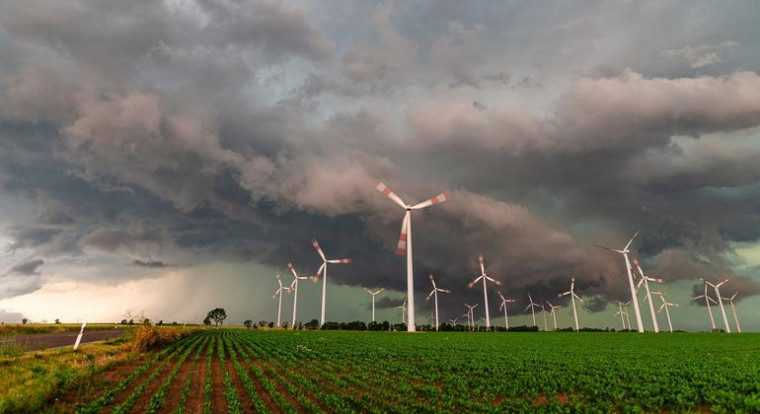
top-left (693, 282), bottom-right (718, 331)
top-left (467, 255), bottom-right (501, 329)
top-left (376, 182), bottom-right (448, 332)
top-left (615, 302), bottom-right (628, 330)
top-left (558, 277), bottom-right (583, 331)
top-left (632, 258), bottom-right (664, 333)
top-left (273, 274), bottom-right (290, 328)
top-left (651, 291), bottom-right (677, 333)
top-left (465, 303), bottom-right (478, 331)
top-left (426, 274), bottom-right (450, 331)
top-left (722, 292), bottom-right (742, 333)
top-left (597, 233), bottom-right (645, 333)
top-left (497, 291), bottom-right (516, 330)
top-left (546, 301), bottom-right (560, 330)
top-left (397, 298), bottom-right (407, 325)
top-left (364, 288), bottom-right (385, 322)
top-left (312, 239), bottom-right (352, 327)
top-left (287, 262), bottom-right (310, 329)
top-left (702, 278), bottom-right (731, 333)
top-left (525, 294), bottom-right (541, 328)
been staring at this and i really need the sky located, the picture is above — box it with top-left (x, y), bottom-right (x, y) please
top-left (2, 1), bottom-right (760, 331)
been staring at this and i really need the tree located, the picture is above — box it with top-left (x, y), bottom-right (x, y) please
top-left (243, 320), bottom-right (253, 329)
top-left (54, 318), bottom-right (61, 324)
top-left (203, 316), bottom-right (212, 326)
top-left (206, 308), bottom-right (227, 326)
top-left (21, 318), bottom-right (28, 325)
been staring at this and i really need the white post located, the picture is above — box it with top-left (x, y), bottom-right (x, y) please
top-left (276, 292), bottom-right (282, 328)
top-left (482, 277), bottom-right (490, 329)
top-left (434, 291), bottom-right (439, 331)
top-left (291, 280), bottom-right (298, 329)
top-left (530, 307), bottom-right (536, 327)
top-left (705, 290), bottom-right (716, 330)
top-left (623, 254), bottom-right (644, 332)
top-left (571, 295), bottom-right (579, 331)
top-left (320, 263), bottom-right (328, 326)
top-left (643, 279), bottom-right (660, 333)
top-left (714, 287), bottom-right (731, 333)
top-left (664, 305), bottom-right (673, 333)
top-left (405, 211), bottom-right (416, 332)
top-left (503, 306), bottom-right (509, 330)
top-left (542, 308), bottom-right (547, 331)
top-left (552, 309), bottom-right (558, 330)
top-left (371, 295), bottom-right (376, 322)
top-left (731, 302), bottom-right (741, 333)
top-left (73, 321), bottom-right (86, 351)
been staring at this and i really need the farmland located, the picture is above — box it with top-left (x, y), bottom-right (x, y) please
top-left (4, 330), bottom-right (760, 413)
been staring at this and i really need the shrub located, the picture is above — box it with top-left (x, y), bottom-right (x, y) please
top-left (131, 326), bottom-right (191, 352)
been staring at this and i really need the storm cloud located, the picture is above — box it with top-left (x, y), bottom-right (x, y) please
top-left (2, 1), bottom-right (760, 323)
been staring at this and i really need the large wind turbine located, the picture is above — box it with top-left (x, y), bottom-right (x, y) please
top-left (597, 233), bottom-right (644, 333)
top-left (546, 301), bottom-right (560, 330)
top-left (693, 282), bottom-right (717, 331)
top-left (312, 239), bottom-right (352, 327)
top-left (525, 294), bottom-right (541, 328)
top-left (273, 274), bottom-right (290, 328)
top-left (632, 258), bottom-right (664, 333)
top-left (722, 292), bottom-right (742, 333)
top-left (465, 303), bottom-right (478, 331)
top-left (467, 255), bottom-right (501, 329)
top-left (652, 291), bottom-right (677, 333)
top-left (365, 288), bottom-right (385, 322)
top-left (702, 278), bottom-right (731, 333)
top-left (426, 274), bottom-right (450, 331)
top-left (376, 182), bottom-right (448, 332)
top-left (558, 277), bottom-right (583, 331)
top-left (287, 262), bottom-right (310, 329)
top-left (497, 291), bottom-right (516, 330)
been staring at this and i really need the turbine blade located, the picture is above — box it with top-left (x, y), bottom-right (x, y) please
top-left (411, 192), bottom-right (448, 210)
top-left (468, 275), bottom-right (484, 288)
top-left (328, 258), bottom-right (352, 264)
top-left (426, 290), bottom-right (435, 300)
top-left (376, 182), bottom-right (407, 209)
top-left (479, 255), bottom-right (486, 275)
top-left (287, 262), bottom-right (298, 278)
top-left (624, 232), bottom-right (639, 251)
top-left (312, 239), bottom-right (326, 261)
top-left (396, 212), bottom-right (410, 256)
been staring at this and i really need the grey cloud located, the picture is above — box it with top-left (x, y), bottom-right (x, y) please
top-left (0, 309), bottom-right (25, 323)
top-left (132, 259), bottom-right (169, 268)
top-left (6, 259), bottom-right (45, 276)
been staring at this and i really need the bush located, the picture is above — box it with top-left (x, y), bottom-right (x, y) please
top-left (131, 325), bottom-right (191, 352)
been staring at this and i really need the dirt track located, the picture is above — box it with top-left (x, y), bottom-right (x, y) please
top-left (6, 329), bottom-right (124, 351)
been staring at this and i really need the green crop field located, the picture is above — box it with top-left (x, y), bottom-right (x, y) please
top-left (6, 329), bottom-right (760, 413)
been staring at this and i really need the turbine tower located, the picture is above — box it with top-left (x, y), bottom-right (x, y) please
top-left (273, 274), bottom-right (290, 328)
top-left (632, 258), bottom-right (664, 333)
top-left (312, 239), bottom-right (352, 327)
top-left (426, 274), bottom-right (450, 331)
top-left (287, 262), bottom-right (310, 329)
top-left (546, 301), bottom-right (560, 330)
top-left (376, 182), bottom-right (448, 332)
top-left (558, 277), bottom-right (584, 331)
top-left (651, 291), bottom-right (677, 333)
top-left (693, 281), bottom-right (717, 330)
top-left (465, 303), bottom-right (478, 331)
top-left (702, 278), bottom-right (731, 333)
top-left (497, 291), bottom-right (516, 330)
top-left (467, 255), bottom-right (501, 329)
top-left (597, 233), bottom-right (644, 333)
top-left (722, 292), bottom-right (742, 333)
top-left (364, 288), bottom-right (385, 322)
top-left (524, 294), bottom-right (541, 328)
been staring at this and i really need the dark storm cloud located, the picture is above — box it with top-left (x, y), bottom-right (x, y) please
top-left (1, 0), bottom-right (760, 317)
top-left (6, 259), bottom-right (44, 276)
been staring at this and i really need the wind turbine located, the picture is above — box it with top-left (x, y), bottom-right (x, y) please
top-left (376, 182), bottom-right (448, 332)
top-left (615, 302), bottom-right (628, 330)
top-left (311, 240), bottom-right (352, 327)
top-left (273, 274), bottom-right (290, 328)
top-left (693, 282), bottom-right (718, 331)
top-left (652, 291), bottom-right (677, 333)
top-left (722, 292), bottom-right (742, 333)
top-left (397, 298), bottom-right (407, 325)
top-left (524, 294), bottom-right (541, 328)
top-left (597, 233), bottom-right (644, 333)
top-left (558, 278), bottom-right (584, 331)
top-left (497, 291), bottom-right (516, 330)
top-left (546, 301), bottom-right (560, 330)
top-left (287, 262), bottom-right (310, 329)
top-left (365, 288), bottom-right (385, 322)
top-left (622, 301), bottom-right (632, 329)
top-left (448, 317), bottom-right (459, 325)
top-left (467, 255), bottom-right (501, 329)
top-left (632, 258), bottom-right (664, 333)
top-left (465, 303), bottom-right (478, 331)
top-left (426, 274), bottom-right (450, 331)
top-left (702, 278), bottom-right (731, 333)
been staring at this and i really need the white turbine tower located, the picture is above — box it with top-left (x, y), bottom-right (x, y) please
top-left (722, 292), bottom-right (742, 333)
top-left (364, 288), bottom-right (385, 322)
top-left (426, 274), bottom-right (450, 331)
top-left (546, 301), bottom-right (560, 330)
top-left (652, 291), bottom-right (677, 333)
top-left (524, 294), bottom-right (541, 328)
top-left (702, 278), bottom-right (731, 333)
top-left (497, 291), bottom-right (516, 330)
top-left (615, 302), bottom-right (628, 330)
top-left (693, 282), bottom-right (718, 331)
top-left (632, 258), bottom-right (664, 333)
top-left (467, 255), bottom-right (501, 329)
top-left (376, 182), bottom-right (448, 332)
top-left (558, 278), bottom-right (583, 331)
top-left (465, 303), bottom-right (478, 331)
top-left (597, 233), bottom-right (644, 333)
top-left (312, 239), bottom-right (352, 327)
top-left (287, 262), bottom-right (310, 329)
top-left (273, 274), bottom-right (290, 328)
